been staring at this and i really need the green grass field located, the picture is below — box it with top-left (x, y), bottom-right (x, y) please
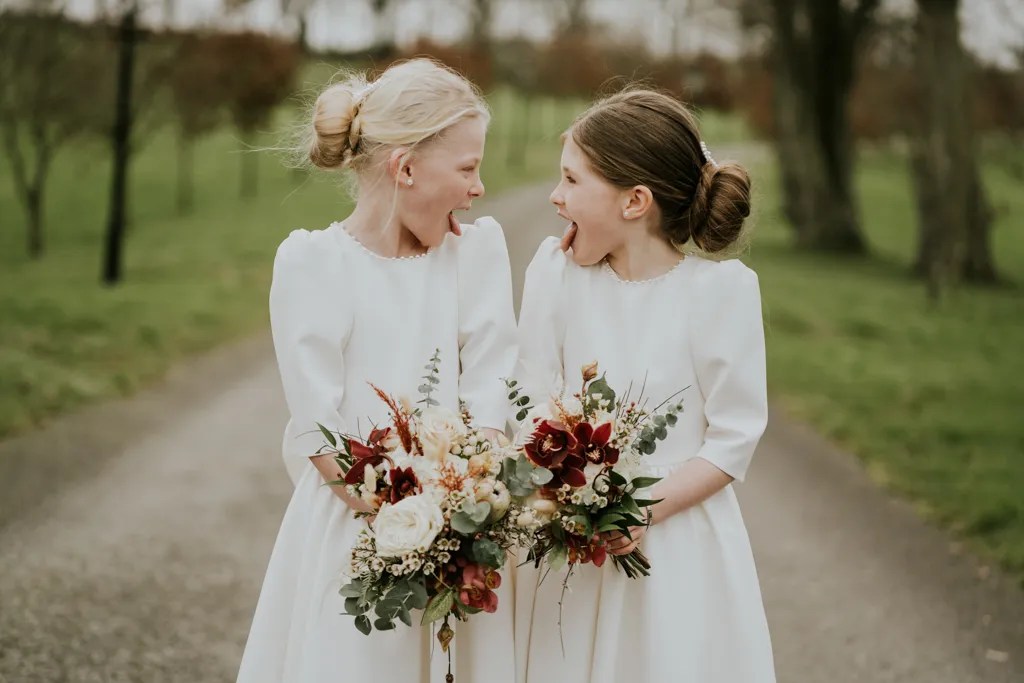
top-left (749, 144), bottom-right (1024, 581)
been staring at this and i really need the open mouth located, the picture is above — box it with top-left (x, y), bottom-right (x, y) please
top-left (448, 205), bottom-right (474, 237)
top-left (556, 211), bottom-right (579, 248)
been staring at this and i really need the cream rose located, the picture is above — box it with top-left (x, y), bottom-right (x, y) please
top-left (418, 407), bottom-right (466, 461)
top-left (372, 495), bottom-right (445, 558)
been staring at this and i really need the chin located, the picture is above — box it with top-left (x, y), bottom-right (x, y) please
top-left (568, 248), bottom-right (604, 267)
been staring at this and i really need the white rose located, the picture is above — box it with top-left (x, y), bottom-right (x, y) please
top-left (418, 407), bottom-right (466, 461)
top-left (372, 495), bottom-right (445, 558)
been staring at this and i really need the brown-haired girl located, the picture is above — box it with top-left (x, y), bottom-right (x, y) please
top-left (514, 89), bottom-right (775, 683)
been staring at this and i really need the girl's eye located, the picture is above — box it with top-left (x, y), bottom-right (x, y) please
top-left (566, 176), bottom-right (576, 184)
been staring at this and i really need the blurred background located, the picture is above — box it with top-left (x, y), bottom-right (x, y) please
top-left (1, 0), bottom-right (1022, 679)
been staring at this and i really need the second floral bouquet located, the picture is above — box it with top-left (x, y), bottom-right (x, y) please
top-left (503, 362), bottom-right (686, 579)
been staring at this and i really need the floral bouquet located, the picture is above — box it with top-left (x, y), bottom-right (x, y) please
top-left (315, 352), bottom-right (531, 664)
top-left (502, 362), bottom-right (686, 579)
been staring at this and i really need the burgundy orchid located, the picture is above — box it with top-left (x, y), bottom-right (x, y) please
top-left (572, 421), bottom-right (619, 466)
top-left (525, 420), bottom-right (587, 488)
top-left (387, 466), bottom-right (420, 504)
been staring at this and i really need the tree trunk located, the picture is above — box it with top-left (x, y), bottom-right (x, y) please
top-left (770, 0), bottom-right (869, 253)
top-left (26, 185), bottom-right (43, 259)
top-left (911, 0), bottom-right (996, 296)
top-left (102, 2), bottom-right (137, 286)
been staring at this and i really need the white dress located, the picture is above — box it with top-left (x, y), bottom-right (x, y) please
top-left (513, 238), bottom-right (775, 683)
top-left (237, 218), bottom-right (518, 683)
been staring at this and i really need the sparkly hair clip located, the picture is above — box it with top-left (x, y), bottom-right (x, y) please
top-left (700, 140), bottom-right (718, 170)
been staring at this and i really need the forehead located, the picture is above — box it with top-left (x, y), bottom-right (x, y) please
top-left (560, 133), bottom-right (592, 171)
top-left (426, 116), bottom-right (487, 158)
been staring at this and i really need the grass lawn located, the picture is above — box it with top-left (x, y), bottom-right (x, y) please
top-left (748, 143), bottom-right (1024, 582)
top-left (0, 86), bottom-right (583, 439)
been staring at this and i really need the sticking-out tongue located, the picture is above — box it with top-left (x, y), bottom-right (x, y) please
top-left (448, 212), bottom-right (463, 236)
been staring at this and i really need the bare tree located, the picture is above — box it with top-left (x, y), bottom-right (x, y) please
top-left (464, 0), bottom-right (493, 50)
top-left (765, 0), bottom-right (880, 253)
top-left (0, 4), bottom-right (102, 259)
top-left (910, 0), bottom-right (996, 297)
top-left (102, 0), bottom-right (140, 285)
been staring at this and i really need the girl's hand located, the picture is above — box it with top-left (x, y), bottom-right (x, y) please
top-left (309, 453), bottom-right (375, 514)
top-left (602, 509), bottom-right (653, 556)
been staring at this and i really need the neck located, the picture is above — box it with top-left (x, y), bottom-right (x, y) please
top-left (344, 182), bottom-right (426, 258)
top-left (606, 223), bottom-right (683, 281)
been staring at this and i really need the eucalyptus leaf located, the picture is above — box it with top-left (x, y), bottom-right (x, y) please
top-left (529, 467), bottom-right (553, 486)
top-left (344, 596), bottom-right (364, 615)
top-left (374, 617), bottom-right (396, 631)
top-left (408, 580), bottom-right (429, 610)
top-left (354, 615), bottom-right (371, 635)
top-left (472, 538), bottom-right (506, 568)
top-left (339, 581), bottom-right (363, 599)
top-left (450, 511), bottom-right (477, 534)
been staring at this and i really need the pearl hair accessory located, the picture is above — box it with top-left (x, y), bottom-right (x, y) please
top-left (700, 140), bottom-right (718, 169)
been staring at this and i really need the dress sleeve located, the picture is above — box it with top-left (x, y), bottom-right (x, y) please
top-left (514, 237), bottom-right (568, 417)
top-left (269, 230), bottom-right (352, 474)
top-left (456, 217), bottom-right (519, 431)
top-left (687, 259), bottom-right (768, 482)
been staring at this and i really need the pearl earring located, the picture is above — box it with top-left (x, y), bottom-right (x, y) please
top-left (406, 178), bottom-right (414, 186)
top-left (623, 210), bottom-right (631, 218)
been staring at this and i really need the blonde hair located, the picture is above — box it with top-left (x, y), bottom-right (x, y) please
top-left (307, 58), bottom-right (489, 173)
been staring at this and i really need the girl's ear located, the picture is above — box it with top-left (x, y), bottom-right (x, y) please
top-left (622, 185), bottom-right (655, 220)
top-left (387, 147), bottom-right (413, 185)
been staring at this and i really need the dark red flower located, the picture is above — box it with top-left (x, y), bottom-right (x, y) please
top-left (342, 437), bottom-right (386, 486)
top-left (387, 466), bottom-right (420, 504)
top-left (524, 420), bottom-right (577, 469)
top-left (367, 427), bottom-right (394, 456)
top-left (572, 421), bottom-right (619, 466)
top-left (459, 564), bottom-right (501, 613)
top-left (525, 420), bottom-right (588, 489)
top-left (548, 452), bottom-right (587, 488)
top-left (567, 534), bottom-right (607, 567)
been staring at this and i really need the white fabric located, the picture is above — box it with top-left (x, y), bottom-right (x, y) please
top-left (237, 217), bottom-right (518, 683)
top-left (514, 238), bottom-right (775, 683)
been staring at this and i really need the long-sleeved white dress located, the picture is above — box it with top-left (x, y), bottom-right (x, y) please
top-left (237, 217), bottom-right (518, 683)
top-left (513, 237), bottom-right (775, 683)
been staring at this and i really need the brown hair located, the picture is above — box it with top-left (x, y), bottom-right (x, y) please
top-left (570, 89), bottom-right (750, 254)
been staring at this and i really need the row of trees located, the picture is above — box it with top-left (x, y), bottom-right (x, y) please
top-left (741, 0), bottom-right (1021, 297)
top-left (3, 0), bottom-right (1020, 296)
top-left (0, 1), bottom-right (300, 283)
